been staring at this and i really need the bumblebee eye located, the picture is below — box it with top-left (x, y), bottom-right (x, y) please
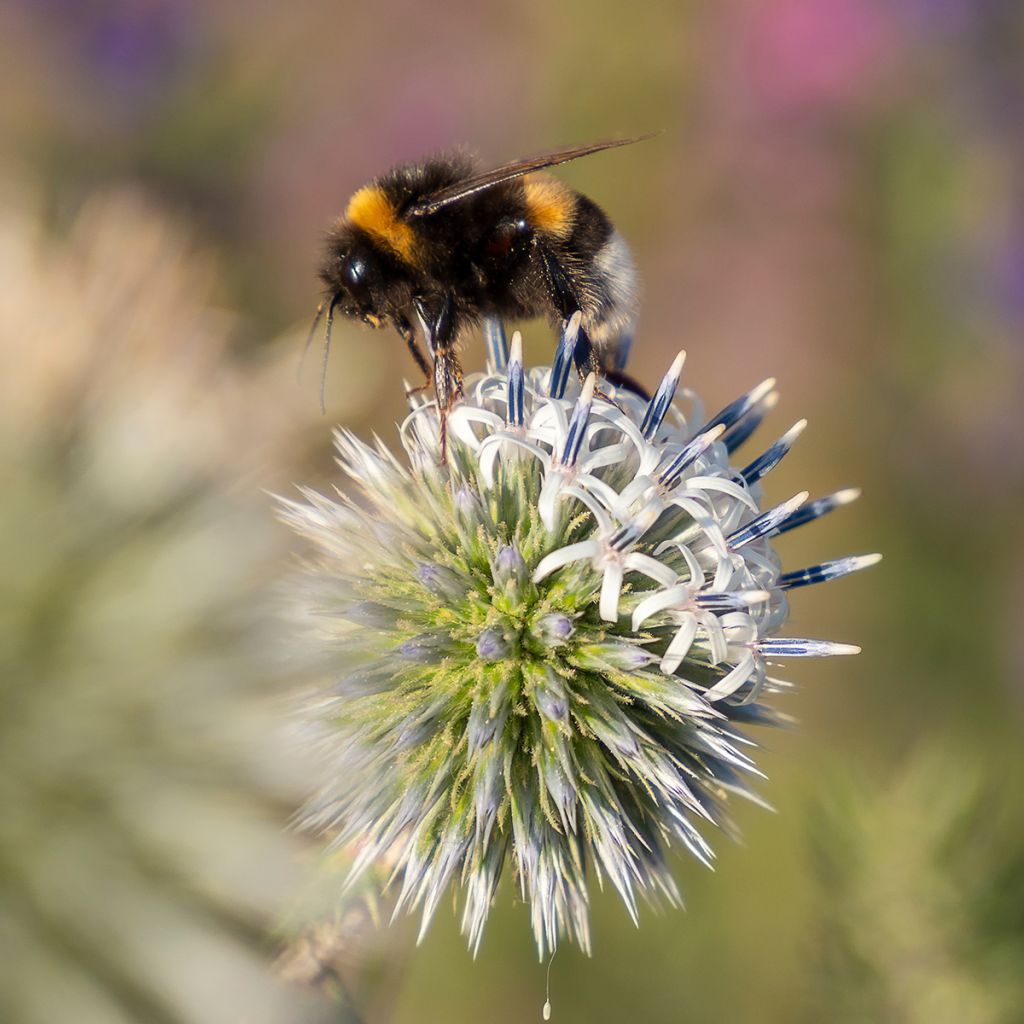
top-left (344, 256), bottom-right (371, 302)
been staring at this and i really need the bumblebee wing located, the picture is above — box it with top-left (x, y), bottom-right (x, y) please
top-left (408, 134), bottom-right (657, 217)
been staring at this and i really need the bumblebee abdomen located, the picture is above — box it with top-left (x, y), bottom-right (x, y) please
top-left (587, 228), bottom-right (638, 344)
top-left (528, 183), bottom-right (636, 346)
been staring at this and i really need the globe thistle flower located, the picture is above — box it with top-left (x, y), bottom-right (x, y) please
top-left (282, 315), bottom-right (879, 958)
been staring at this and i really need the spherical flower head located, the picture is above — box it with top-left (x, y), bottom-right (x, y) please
top-left (280, 317), bottom-right (878, 958)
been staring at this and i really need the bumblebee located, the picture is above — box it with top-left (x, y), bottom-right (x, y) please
top-left (310, 136), bottom-right (652, 451)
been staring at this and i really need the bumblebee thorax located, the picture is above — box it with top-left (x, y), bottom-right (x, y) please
top-left (345, 185), bottom-right (419, 264)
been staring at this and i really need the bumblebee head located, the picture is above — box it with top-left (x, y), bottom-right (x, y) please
top-left (339, 251), bottom-right (387, 327)
top-left (310, 228), bottom-right (409, 412)
top-left (316, 231), bottom-right (389, 328)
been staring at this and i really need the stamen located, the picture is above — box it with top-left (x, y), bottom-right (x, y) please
top-left (774, 488), bottom-right (861, 536)
top-left (741, 420), bottom-right (806, 486)
top-left (608, 504), bottom-right (661, 552)
top-left (723, 391), bottom-right (778, 453)
top-left (640, 350), bottom-right (686, 440)
top-left (758, 638), bottom-right (861, 657)
top-left (484, 316), bottom-right (509, 370)
top-left (699, 378), bottom-right (775, 436)
top-left (548, 312), bottom-right (582, 399)
top-left (559, 373), bottom-right (595, 467)
top-left (694, 590), bottom-right (770, 611)
top-left (779, 553), bottom-right (882, 589)
top-left (727, 492), bottom-right (809, 549)
top-left (506, 331), bottom-right (525, 428)
top-left (657, 424), bottom-right (726, 488)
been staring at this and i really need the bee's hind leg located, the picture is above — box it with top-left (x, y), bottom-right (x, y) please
top-left (593, 320), bottom-right (648, 398)
top-left (601, 365), bottom-right (650, 401)
top-left (537, 245), bottom-right (648, 401)
top-left (537, 247), bottom-right (600, 375)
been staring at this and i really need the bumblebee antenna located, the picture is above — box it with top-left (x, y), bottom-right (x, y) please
top-left (297, 298), bottom-right (327, 384)
top-left (320, 294), bottom-right (340, 415)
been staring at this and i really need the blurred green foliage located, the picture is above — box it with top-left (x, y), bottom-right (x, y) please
top-left (807, 747), bottom-right (1024, 1024)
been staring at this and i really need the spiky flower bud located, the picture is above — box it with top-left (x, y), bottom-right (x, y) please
top-left (281, 323), bottom-right (878, 958)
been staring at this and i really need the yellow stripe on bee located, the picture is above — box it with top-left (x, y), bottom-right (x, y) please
top-left (524, 174), bottom-right (575, 239)
top-left (345, 185), bottom-right (419, 264)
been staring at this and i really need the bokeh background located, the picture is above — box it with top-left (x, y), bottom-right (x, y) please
top-left (2, 1), bottom-right (1023, 1022)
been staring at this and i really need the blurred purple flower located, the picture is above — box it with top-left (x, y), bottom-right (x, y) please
top-left (738, 0), bottom-right (894, 116)
top-left (89, 7), bottom-right (189, 84)
top-left (893, 0), bottom-right (1018, 36)
top-left (993, 220), bottom-right (1024, 324)
top-left (32, 0), bottom-right (197, 106)
top-left (894, 0), bottom-right (974, 31)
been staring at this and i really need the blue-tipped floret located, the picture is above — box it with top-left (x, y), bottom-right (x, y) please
top-left (548, 312), bottom-right (581, 399)
top-left (484, 316), bottom-right (509, 370)
top-left (774, 488), bottom-right (861, 536)
top-left (558, 372), bottom-right (595, 467)
top-left (640, 350), bottom-right (685, 440)
top-left (741, 420), bottom-right (806, 485)
top-left (505, 331), bottom-right (525, 428)
top-left (779, 553), bottom-right (882, 590)
top-left (728, 492), bottom-right (808, 550)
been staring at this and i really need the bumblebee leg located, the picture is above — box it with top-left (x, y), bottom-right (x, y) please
top-left (395, 315), bottom-right (432, 393)
top-left (433, 345), bottom-right (466, 459)
top-left (537, 244), bottom-right (633, 407)
top-left (536, 247), bottom-right (649, 399)
top-left (536, 245), bottom-right (601, 378)
top-left (413, 294), bottom-right (463, 463)
top-left (603, 367), bottom-right (650, 400)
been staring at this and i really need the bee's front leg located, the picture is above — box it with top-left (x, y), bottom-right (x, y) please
top-left (395, 315), bottom-right (433, 396)
top-left (413, 294), bottom-right (463, 462)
